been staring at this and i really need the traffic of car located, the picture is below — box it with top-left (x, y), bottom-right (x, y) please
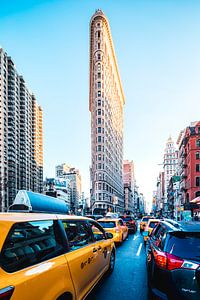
top-left (145, 220), bottom-right (200, 300)
top-left (119, 215), bottom-right (137, 233)
top-left (142, 218), bottom-right (160, 245)
top-left (97, 217), bottom-right (129, 245)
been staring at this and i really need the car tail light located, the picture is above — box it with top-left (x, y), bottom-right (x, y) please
top-left (152, 248), bottom-right (167, 269)
top-left (152, 247), bottom-right (200, 271)
top-left (167, 253), bottom-right (184, 270)
top-left (0, 286), bottom-right (14, 300)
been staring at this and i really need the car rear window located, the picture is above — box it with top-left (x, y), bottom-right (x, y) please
top-left (142, 217), bottom-right (151, 222)
top-left (166, 232), bottom-right (200, 262)
top-left (120, 216), bottom-right (133, 222)
top-left (149, 222), bottom-right (159, 228)
top-left (98, 221), bottom-right (116, 228)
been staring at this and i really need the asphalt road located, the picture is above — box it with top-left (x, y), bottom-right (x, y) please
top-left (86, 227), bottom-right (148, 300)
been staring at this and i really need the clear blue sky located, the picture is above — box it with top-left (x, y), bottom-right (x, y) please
top-left (1, 0), bottom-right (200, 206)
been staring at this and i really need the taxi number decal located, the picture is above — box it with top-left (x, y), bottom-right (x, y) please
top-left (81, 256), bottom-right (94, 269)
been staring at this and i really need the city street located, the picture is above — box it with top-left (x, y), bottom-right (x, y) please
top-left (86, 227), bottom-right (148, 300)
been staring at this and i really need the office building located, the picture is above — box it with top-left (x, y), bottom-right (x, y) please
top-left (89, 10), bottom-right (125, 213)
top-left (0, 47), bottom-right (43, 211)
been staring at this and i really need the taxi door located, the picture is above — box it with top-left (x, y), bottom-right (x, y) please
top-left (62, 220), bottom-right (102, 300)
top-left (88, 221), bottom-right (113, 273)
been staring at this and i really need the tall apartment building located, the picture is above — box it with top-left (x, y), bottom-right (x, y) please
top-left (123, 160), bottom-right (134, 211)
top-left (177, 121), bottom-right (200, 206)
top-left (89, 10), bottom-right (125, 213)
top-left (0, 48), bottom-right (43, 211)
top-left (56, 164), bottom-right (82, 212)
top-left (163, 136), bottom-right (178, 212)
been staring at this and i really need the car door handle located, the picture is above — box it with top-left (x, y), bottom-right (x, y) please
top-left (93, 248), bottom-right (98, 253)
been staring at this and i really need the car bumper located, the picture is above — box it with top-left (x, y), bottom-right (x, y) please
top-left (112, 232), bottom-right (122, 243)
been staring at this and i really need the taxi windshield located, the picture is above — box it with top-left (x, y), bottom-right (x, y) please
top-left (149, 222), bottom-right (158, 228)
top-left (142, 217), bottom-right (151, 222)
top-left (98, 221), bottom-right (116, 228)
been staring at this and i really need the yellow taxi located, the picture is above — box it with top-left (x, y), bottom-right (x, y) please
top-left (143, 218), bottom-right (160, 244)
top-left (140, 216), bottom-right (152, 232)
top-left (98, 218), bottom-right (128, 244)
top-left (0, 213), bottom-right (116, 300)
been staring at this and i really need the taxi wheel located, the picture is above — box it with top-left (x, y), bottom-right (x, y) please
top-left (107, 250), bottom-right (115, 274)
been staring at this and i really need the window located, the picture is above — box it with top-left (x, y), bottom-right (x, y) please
top-left (98, 127), bottom-right (101, 133)
top-left (98, 145), bottom-right (101, 151)
top-left (97, 82), bottom-right (101, 89)
top-left (98, 136), bottom-right (101, 142)
top-left (98, 109), bottom-right (101, 115)
top-left (89, 222), bottom-right (105, 241)
top-left (98, 43), bottom-right (100, 50)
top-left (0, 220), bottom-right (64, 273)
top-left (62, 221), bottom-right (93, 251)
top-left (196, 152), bottom-right (200, 160)
top-left (98, 91), bottom-right (101, 97)
top-left (196, 164), bottom-right (200, 172)
top-left (196, 139), bottom-right (200, 147)
top-left (166, 232), bottom-right (200, 261)
top-left (196, 177), bottom-right (200, 186)
top-left (118, 220), bottom-right (124, 226)
top-left (97, 64), bottom-right (101, 72)
top-left (98, 72), bottom-right (101, 79)
top-left (98, 118), bottom-right (101, 124)
top-left (98, 99), bottom-right (101, 106)
top-left (97, 31), bottom-right (100, 38)
top-left (196, 191), bottom-right (200, 197)
top-left (97, 53), bottom-right (101, 60)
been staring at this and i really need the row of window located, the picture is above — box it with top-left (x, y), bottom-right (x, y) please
top-left (1, 219), bottom-right (106, 273)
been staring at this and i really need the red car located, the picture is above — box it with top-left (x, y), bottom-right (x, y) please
top-left (119, 215), bottom-right (137, 233)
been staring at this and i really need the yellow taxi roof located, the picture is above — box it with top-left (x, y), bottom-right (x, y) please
top-left (98, 218), bottom-right (119, 222)
top-left (0, 213), bottom-right (90, 223)
top-left (148, 218), bottom-right (160, 223)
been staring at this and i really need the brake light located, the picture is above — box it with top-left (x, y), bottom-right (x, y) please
top-left (152, 248), bottom-right (185, 271)
top-left (0, 286), bottom-right (14, 300)
top-left (153, 248), bottom-right (167, 269)
top-left (167, 254), bottom-right (184, 271)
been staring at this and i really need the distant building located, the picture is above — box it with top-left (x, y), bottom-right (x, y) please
top-left (55, 164), bottom-right (82, 213)
top-left (55, 163), bottom-right (71, 177)
top-left (163, 136), bottom-right (178, 213)
top-left (0, 47), bottom-right (43, 211)
top-left (155, 171), bottom-right (165, 215)
top-left (44, 177), bottom-right (71, 207)
top-left (123, 160), bottom-right (134, 211)
top-left (89, 10), bottom-right (125, 213)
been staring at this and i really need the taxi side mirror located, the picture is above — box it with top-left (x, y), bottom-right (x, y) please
top-left (105, 232), bottom-right (113, 239)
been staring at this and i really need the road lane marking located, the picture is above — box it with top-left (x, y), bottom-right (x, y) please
top-left (136, 243), bottom-right (142, 256)
top-left (133, 236), bottom-right (138, 241)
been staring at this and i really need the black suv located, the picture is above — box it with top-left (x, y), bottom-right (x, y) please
top-left (119, 215), bottom-right (137, 233)
top-left (146, 220), bottom-right (200, 300)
